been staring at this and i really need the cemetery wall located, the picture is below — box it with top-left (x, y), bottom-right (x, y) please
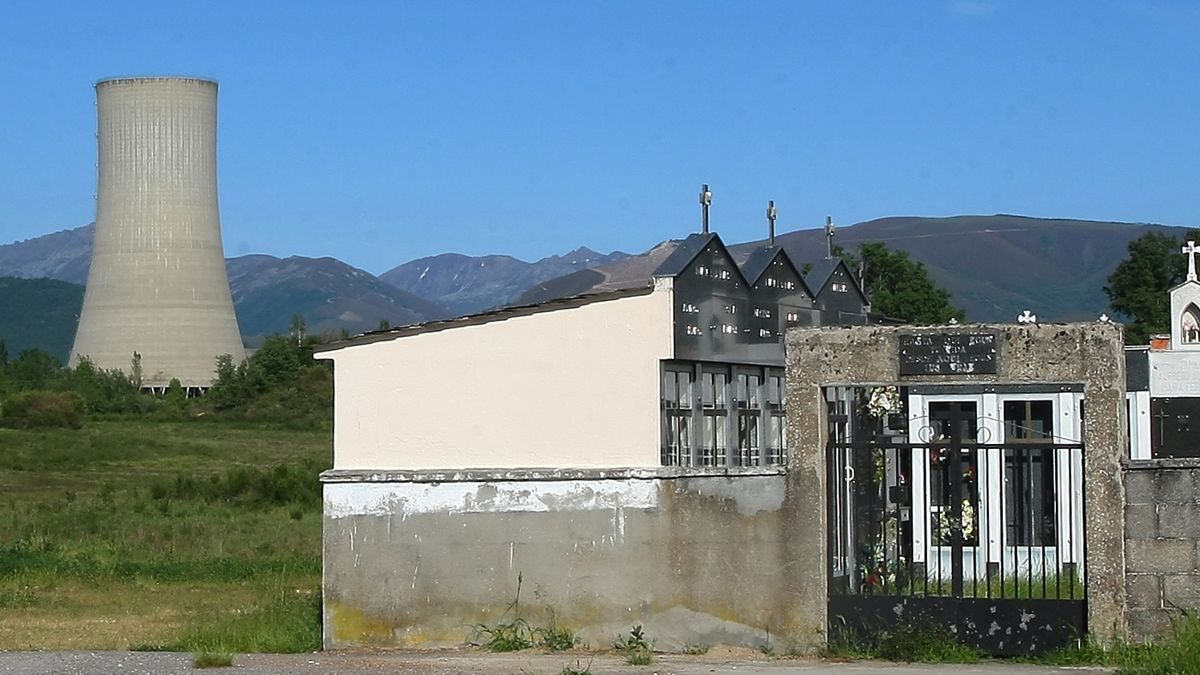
top-left (320, 467), bottom-right (808, 651)
top-left (1124, 459), bottom-right (1200, 639)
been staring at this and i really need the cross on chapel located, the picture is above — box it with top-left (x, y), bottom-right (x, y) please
top-left (1184, 240), bottom-right (1200, 282)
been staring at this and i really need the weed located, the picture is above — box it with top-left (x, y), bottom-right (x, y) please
top-left (682, 643), bottom-right (709, 655)
top-left (614, 625), bottom-right (652, 665)
top-left (626, 649), bottom-right (652, 666)
top-left (475, 618), bottom-right (535, 652)
top-left (824, 621), bottom-right (981, 663)
top-left (537, 622), bottom-right (579, 652)
top-left (1116, 612), bottom-right (1200, 675)
top-left (192, 652), bottom-right (234, 668)
top-left (560, 657), bottom-right (593, 675)
top-left (879, 625), bottom-right (981, 663)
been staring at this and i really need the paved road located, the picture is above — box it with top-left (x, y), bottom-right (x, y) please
top-left (0, 650), bottom-right (1115, 675)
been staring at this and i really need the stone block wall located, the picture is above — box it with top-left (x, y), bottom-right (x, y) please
top-left (1124, 459), bottom-right (1200, 639)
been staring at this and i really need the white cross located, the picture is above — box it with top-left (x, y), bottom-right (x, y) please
top-left (1184, 240), bottom-right (1200, 282)
top-left (1017, 309), bottom-right (1037, 324)
top-left (1099, 314), bottom-right (1110, 322)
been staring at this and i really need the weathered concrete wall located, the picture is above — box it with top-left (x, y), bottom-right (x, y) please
top-left (1124, 459), bottom-right (1200, 639)
top-left (785, 322), bottom-right (1128, 646)
top-left (322, 468), bottom-right (804, 651)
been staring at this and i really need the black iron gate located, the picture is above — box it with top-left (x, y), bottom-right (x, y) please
top-left (827, 401), bottom-right (1087, 655)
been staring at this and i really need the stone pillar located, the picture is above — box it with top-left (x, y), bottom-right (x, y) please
top-left (785, 323), bottom-right (1128, 648)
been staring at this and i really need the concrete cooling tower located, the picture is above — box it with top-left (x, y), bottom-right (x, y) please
top-left (71, 77), bottom-right (246, 389)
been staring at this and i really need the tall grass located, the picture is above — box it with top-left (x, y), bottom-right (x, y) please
top-left (1116, 613), bottom-right (1200, 675)
top-left (167, 585), bottom-right (321, 654)
top-left (0, 417), bottom-right (329, 651)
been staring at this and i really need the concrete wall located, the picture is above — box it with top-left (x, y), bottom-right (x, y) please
top-left (1125, 459), bottom-right (1200, 639)
top-left (316, 287), bottom-right (674, 470)
top-left (322, 468), bottom-right (806, 651)
top-left (785, 322), bottom-right (1129, 647)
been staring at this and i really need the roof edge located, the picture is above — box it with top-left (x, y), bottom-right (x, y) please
top-left (314, 284), bottom-right (656, 354)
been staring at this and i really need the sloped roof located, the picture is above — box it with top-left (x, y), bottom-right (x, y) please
top-left (740, 245), bottom-right (816, 298)
top-left (804, 257), bottom-right (866, 299)
top-left (803, 259), bottom-right (838, 292)
top-left (652, 232), bottom-right (719, 277)
top-left (739, 246), bottom-right (780, 285)
top-left (314, 284), bottom-right (655, 353)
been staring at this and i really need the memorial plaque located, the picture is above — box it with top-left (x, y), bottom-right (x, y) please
top-left (898, 333), bottom-right (998, 376)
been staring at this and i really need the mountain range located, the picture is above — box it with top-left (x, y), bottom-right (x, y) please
top-left (0, 215), bottom-right (1188, 361)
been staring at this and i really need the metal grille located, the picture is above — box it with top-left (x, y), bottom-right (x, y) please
top-left (827, 440), bottom-right (1085, 601)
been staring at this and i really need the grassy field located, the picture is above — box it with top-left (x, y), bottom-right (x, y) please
top-left (0, 417), bottom-right (329, 652)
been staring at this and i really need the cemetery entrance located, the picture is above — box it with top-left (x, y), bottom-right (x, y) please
top-left (825, 385), bottom-right (1087, 655)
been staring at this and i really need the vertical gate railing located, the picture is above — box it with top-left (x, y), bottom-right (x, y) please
top-left (827, 437), bottom-right (1087, 654)
top-left (828, 439), bottom-right (1086, 599)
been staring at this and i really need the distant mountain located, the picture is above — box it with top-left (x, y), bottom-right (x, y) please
top-left (0, 214), bottom-right (1188, 356)
top-left (0, 277), bottom-right (84, 363)
top-left (753, 215), bottom-right (1178, 322)
top-left (379, 246), bottom-right (630, 316)
top-left (226, 255), bottom-right (450, 343)
top-left (0, 225), bottom-right (92, 284)
top-left (519, 215), bottom-right (1181, 323)
top-left (0, 229), bottom-right (451, 352)
top-left (517, 241), bottom-right (681, 305)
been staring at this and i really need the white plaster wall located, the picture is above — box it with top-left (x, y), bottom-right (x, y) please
top-left (1149, 350), bottom-right (1200, 397)
top-left (1170, 281), bottom-right (1200, 350)
top-left (317, 288), bottom-right (674, 469)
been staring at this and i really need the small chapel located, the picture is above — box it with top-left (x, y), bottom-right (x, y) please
top-left (1126, 240), bottom-right (1200, 458)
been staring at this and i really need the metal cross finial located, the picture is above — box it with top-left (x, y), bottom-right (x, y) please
top-left (767, 200), bottom-right (777, 246)
top-left (1184, 240), bottom-right (1200, 282)
top-left (825, 215), bottom-right (836, 260)
top-left (699, 184), bottom-right (712, 234)
top-left (1017, 309), bottom-right (1037, 324)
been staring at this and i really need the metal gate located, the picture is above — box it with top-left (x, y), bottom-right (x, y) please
top-left (827, 398), bottom-right (1087, 655)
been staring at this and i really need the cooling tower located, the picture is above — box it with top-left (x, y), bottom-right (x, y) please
top-left (71, 77), bottom-right (245, 389)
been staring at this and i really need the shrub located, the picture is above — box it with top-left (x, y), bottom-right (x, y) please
top-left (0, 390), bottom-right (85, 429)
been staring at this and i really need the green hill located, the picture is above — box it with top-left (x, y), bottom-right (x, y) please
top-left (0, 277), bottom-right (83, 363)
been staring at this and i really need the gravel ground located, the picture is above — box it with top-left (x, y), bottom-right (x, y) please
top-left (0, 650), bottom-right (1116, 675)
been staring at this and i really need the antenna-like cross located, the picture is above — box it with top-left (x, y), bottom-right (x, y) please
top-left (767, 200), bottom-right (777, 246)
top-left (1184, 240), bottom-right (1200, 282)
top-left (699, 184), bottom-right (712, 234)
top-left (824, 216), bottom-right (836, 260)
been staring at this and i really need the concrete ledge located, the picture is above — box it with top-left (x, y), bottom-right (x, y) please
top-left (1126, 458), bottom-right (1200, 470)
top-left (320, 465), bottom-right (788, 484)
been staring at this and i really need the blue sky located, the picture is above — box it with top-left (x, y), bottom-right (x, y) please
top-left (2, 1), bottom-right (1199, 273)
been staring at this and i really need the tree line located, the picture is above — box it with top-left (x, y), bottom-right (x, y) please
top-left (0, 331), bottom-right (332, 430)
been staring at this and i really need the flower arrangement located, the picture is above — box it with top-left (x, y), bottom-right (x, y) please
top-left (865, 385), bottom-right (902, 419)
top-left (934, 498), bottom-right (977, 544)
top-left (859, 513), bottom-right (905, 591)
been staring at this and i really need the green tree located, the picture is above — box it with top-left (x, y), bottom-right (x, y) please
top-left (1105, 230), bottom-right (1200, 344)
top-left (853, 242), bottom-right (965, 324)
top-left (0, 339), bottom-right (8, 367)
top-left (7, 349), bottom-right (64, 391)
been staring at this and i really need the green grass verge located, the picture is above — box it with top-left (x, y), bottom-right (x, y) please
top-left (0, 417), bottom-right (329, 651)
